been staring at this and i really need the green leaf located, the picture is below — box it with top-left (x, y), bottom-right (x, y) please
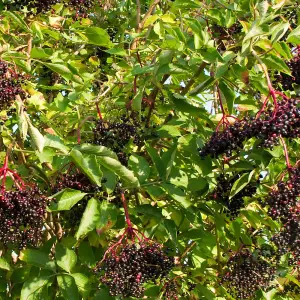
top-left (271, 22), bottom-right (289, 43)
top-left (49, 189), bottom-right (87, 211)
top-left (55, 244), bottom-right (77, 273)
top-left (0, 257), bottom-right (11, 271)
top-left (98, 156), bottom-right (139, 188)
top-left (76, 198), bottom-right (100, 239)
top-left (157, 125), bottom-right (181, 138)
top-left (82, 27), bottom-right (112, 47)
top-left (189, 77), bottom-right (215, 95)
top-left (44, 135), bottom-right (69, 154)
top-left (74, 144), bottom-right (117, 159)
top-left (164, 219), bottom-right (177, 244)
top-left (229, 170), bottom-right (255, 199)
top-left (145, 144), bottom-right (164, 178)
top-left (219, 80), bottom-right (235, 115)
top-left (162, 142), bottom-right (177, 180)
top-left (241, 232), bottom-right (252, 245)
top-left (132, 88), bottom-right (143, 113)
top-left (27, 121), bottom-right (45, 153)
top-left (70, 149), bottom-right (103, 186)
top-left (287, 25), bottom-right (300, 44)
top-left (3, 11), bottom-right (31, 33)
top-left (78, 242), bottom-right (96, 267)
top-left (20, 276), bottom-right (52, 300)
top-left (57, 275), bottom-right (79, 300)
top-left (19, 250), bottom-right (56, 271)
top-left (162, 183), bottom-right (191, 208)
top-left (96, 201), bottom-right (118, 234)
top-left (72, 273), bottom-right (91, 297)
top-left (262, 54), bottom-right (291, 75)
top-left (17, 110), bottom-right (28, 142)
top-left (128, 154), bottom-right (150, 183)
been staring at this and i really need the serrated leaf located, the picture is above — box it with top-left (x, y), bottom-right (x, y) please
top-left (55, 244), bottom-right (77, 273)
top-left (19, 250), bottom-right (55, 271)
top-left (18, 110), bottom-right (28, 142)
top-left (3, 11), bottom-right (31, 33)
top-left (0, 257), bottom-right (11, 271)
top-left (98, 156), bottom-right (139, 188)
top-left (78, 242), bottom-right (96, 267)
top-left (287, 25), bottom-right (300, 44)
top-left (262, 54), bottom-right (291, 75)
top-left (128, 154), bottom-right (150, 183)
top-left (49, 189), bottom-right (87, 211)
top-left (157, 125), bottom-right (181, 138)
top-left (96, 201), bottom-right (118, 234)
top-left (70, 149), bottom-right (102, 186)
top-left (162, 142), bottom-right (177, 180)
top-left (162, 183), bottom-right (191, 208)
top-left (74, 144), bottom-right (117, 159)
top-left (229, 170), bottom-right (255, 199)
top-left (72, 273), bottom-right (91, 297)
top-left (27, 122), bottom-right (45, 153)
top-left (57, 275), bottom-right (79, 300)
top-left (20, 276), bottom-right (51, 300)
top-left (82, 27), bottom-right (112, 47)
top-left (164, 219), bottom-right (177, 244)
top-left (219, 80), bottom-right (235, 115)
top-left (44, 135), bottom-right (69, 154)
top-left (132, 88), bottom-right (143, 113)
top-left (76, 198), bottom-right (100, 239)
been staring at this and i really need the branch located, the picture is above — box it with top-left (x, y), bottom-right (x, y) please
top-left (180, 62), bottom-right (207, 95)
top-left (131, 0), bottom-right (160, 49)
top-left (279, 136), bottom-right (291, 169)
top-left (136, 0), bottom-right (141, 29)
top-left (252, 51), bottom-right (278, 112)
top-left (146, 74), bottom-right (170, 126)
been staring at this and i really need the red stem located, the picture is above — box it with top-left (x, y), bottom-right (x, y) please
top-left (136, 52), bottom-right (143, 67)
top-left (95, 102), bottom-right (103, 120)
top-left (279, 136), bottom-right (291, 169)
top-left (121, 192), bottom-right (132, 228)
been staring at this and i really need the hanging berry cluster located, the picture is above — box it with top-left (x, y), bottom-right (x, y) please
top-left (0, 154), bottom-right (49, 249)
top-left (95, 193), bottom-right (175, 298)
top-left (220, 248), bottom-right (276, 299)
top-left (0, 188), bottom-right (48, 249)
top-left (93, 115), bottom-right (143, 165)
top-left (258, 166), bottom-right (300, 266)
top-left (212, 173), bottom-right (257, 218)
top-left (0, 61), bottom-right (26, 110)
top-left (199, 97), bottom-right (300, 158)
top-left (273, 47), bottom-right (300, 91)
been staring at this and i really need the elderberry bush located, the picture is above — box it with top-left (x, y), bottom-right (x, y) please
top-left (97, 242), bottom-right (174, 298)
top-left (273, 48), bottom-right (300, 91)
top-left (0, 61), bottom-right (26, 110)
top-left (200, 98), bottom-right (300, 158)
top-left (0, 187), bottom-right (48, 249)
top-left (220, 249), bottom-right (276, 299)
top-left (212, 173), bottom-right (257, 218)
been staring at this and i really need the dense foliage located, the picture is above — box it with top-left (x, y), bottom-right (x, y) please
top-left (0, 0), bottom-right (299, 299)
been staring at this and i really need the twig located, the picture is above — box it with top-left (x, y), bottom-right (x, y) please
top-left (279, 136), bottom-right (291, 169)
top-left (136, 0), bottom-right (141, 28)
top-left (131, 0), bottom-right (161, 49)
top-left (180, 62), bottom-right (207, 95)
top-left (179, 241), bottom-right (196, 261)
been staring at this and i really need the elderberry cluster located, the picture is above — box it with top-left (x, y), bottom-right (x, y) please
top-left (97, 242), bottom-right (174, 298)
top-left (260, 167), bottom-right (300, 221)
top-left (0, 187), bottom-right (48, 249)
top-left (93, 115), bottom-right (143, 165)
top-left (273, 48), bottom-right (300, 91)
top-left (220, 249), bottom-right (276, 299)
top-left (0, 61), bottom-right (26, 110)
top-left (212, 173), bottom-right (257, 218)
top-left (200, 98), bottom-right (300, 158)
